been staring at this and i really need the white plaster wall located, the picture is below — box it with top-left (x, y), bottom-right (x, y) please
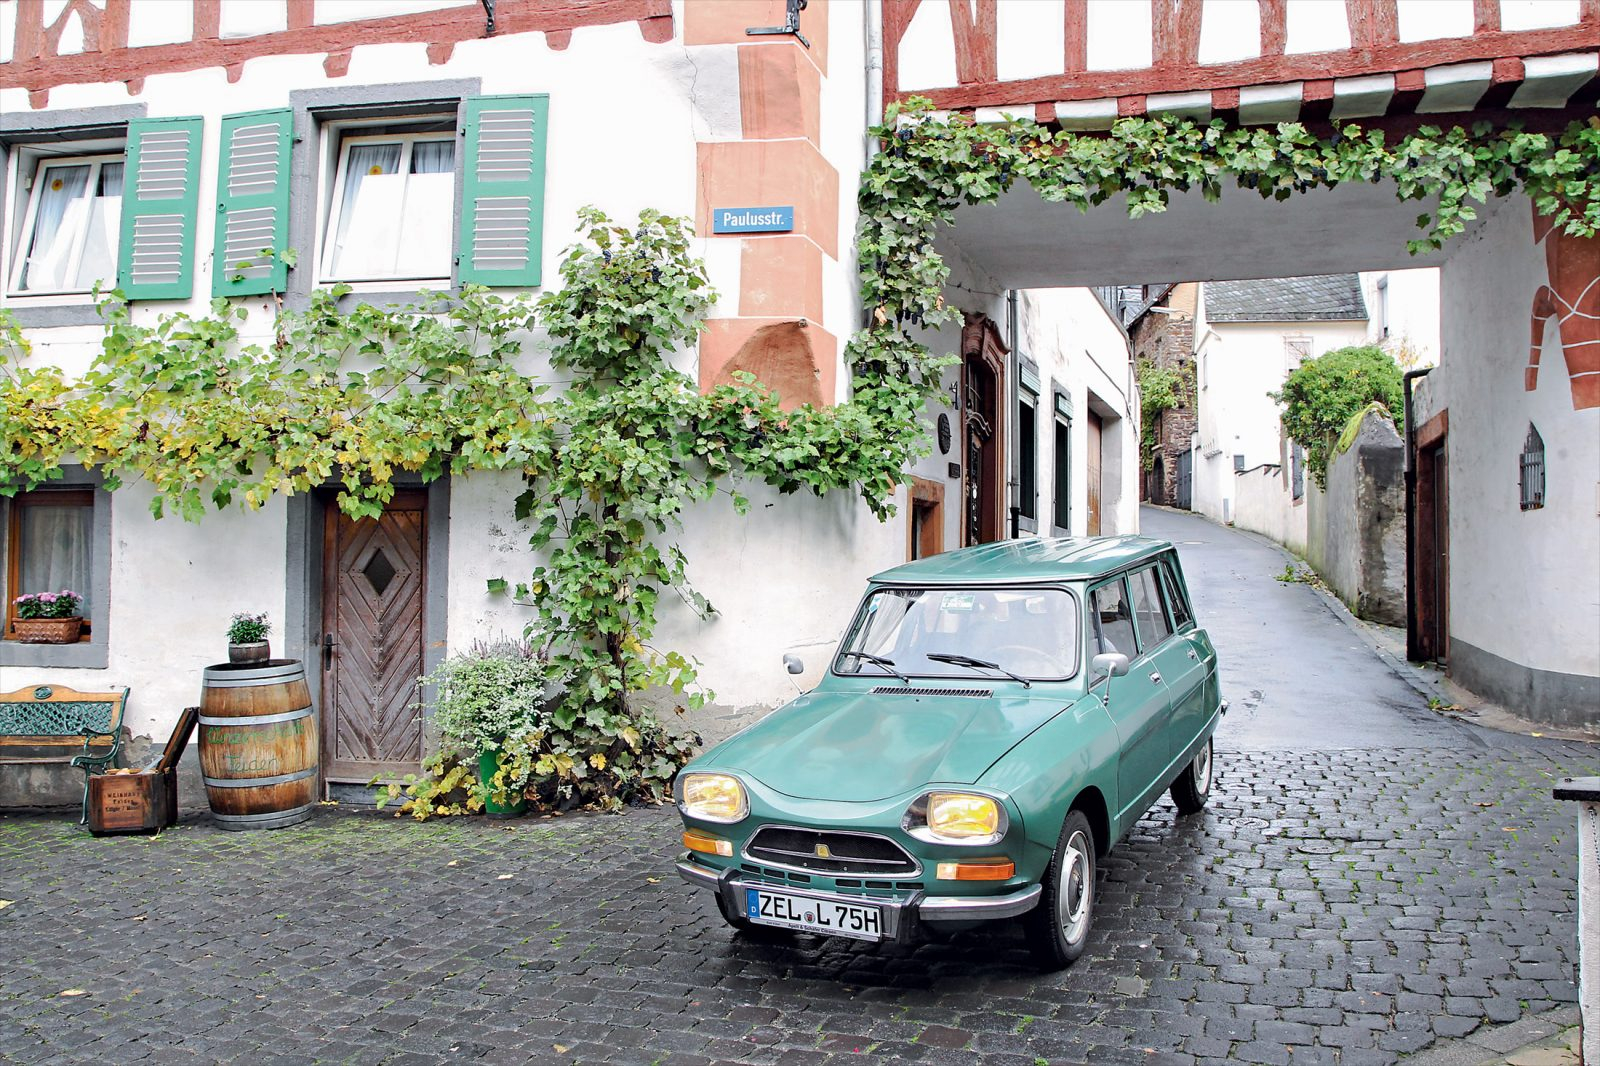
top-left (1419, 193), bottom-right (1600, 681)
top-left (1191, 299), bottom-right (1368, 524)
top-left (1086, 0), bottom-right (1153, 72)
top-left (996, 0), bottom-right (1065, 83)
top-left (1231, 464), bottom-right (1308, 554)
top-left (315, 0), bottom-right (474, 25)
top-left (1362, 267), bottom-right (1441, 368)
top-left (1, 487), bottom-right (288, 742)
top-left (896, 0), bottom-right (958, 90)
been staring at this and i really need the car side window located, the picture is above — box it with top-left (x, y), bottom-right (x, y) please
top-left (1091, 578), bottom-right (1138, 658)
top-left (1162, 556), bottom-right (1193, 629)
top-left (1131, 566), bottom-right (1173, 649)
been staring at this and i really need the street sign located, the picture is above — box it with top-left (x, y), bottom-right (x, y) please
top-left (712, 206), bottom-right (794, 234)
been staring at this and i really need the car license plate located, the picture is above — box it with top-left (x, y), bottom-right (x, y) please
top-left (745, 887), bottom-right (885, 941)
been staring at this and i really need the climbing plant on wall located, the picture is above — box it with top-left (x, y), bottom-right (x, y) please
top-left (2, 104), bottom-right (1596, 811)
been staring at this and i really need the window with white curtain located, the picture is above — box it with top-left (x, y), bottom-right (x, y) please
top-left (8, 154), bottom-right (125, 295)
top-left (321, 132), bottom-right (456, 282)
top-left (5, 489), bottom-right (95, 640)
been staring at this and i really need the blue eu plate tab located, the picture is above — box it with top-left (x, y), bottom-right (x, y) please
top-left (713, 206), bottom-right (794, 234)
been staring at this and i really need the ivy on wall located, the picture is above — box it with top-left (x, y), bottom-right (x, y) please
top-left (1135, 359), bottom-right (1194, 472)
top-left (2, 103), bottom-right (1596, 810)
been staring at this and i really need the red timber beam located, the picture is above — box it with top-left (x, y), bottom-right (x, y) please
top-left (1, 0), bottom-right (674, 93)
top-left (888, 20), bottom-right (1600, 111)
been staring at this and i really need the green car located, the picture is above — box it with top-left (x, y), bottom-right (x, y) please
top-left (674, 536), bottom-right (1222, 969)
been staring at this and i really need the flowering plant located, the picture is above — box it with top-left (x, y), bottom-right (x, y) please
top-left (14, 590), bottom-right (82, 619)
top-left (226, 612), bottom-right (271, 645)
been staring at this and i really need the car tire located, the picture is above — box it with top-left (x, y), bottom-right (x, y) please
top-left (1169, 736), bottom-right (1213, 815)
top-left (1024, 810), bottom-right (1096, 971)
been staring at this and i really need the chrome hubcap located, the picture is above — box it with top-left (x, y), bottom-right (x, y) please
top-left (1057, 830), bottom-right (1092, 944)
top-left (1193, 742), bottom-right (1212, 793)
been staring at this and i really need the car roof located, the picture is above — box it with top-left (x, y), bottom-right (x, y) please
top-left (869, 536), bottom-right (1174, 586)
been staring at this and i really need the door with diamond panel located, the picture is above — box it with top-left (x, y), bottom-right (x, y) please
top-left (320, 491), bottom-right (426, 784)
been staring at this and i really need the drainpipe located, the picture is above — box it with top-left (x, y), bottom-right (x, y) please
top-left (1403, 366), bottom-right (1432, 663)
top-left (864, 0), bottom-right (883, 157)
top-left (1007, 290), bottom-right (1021, 539)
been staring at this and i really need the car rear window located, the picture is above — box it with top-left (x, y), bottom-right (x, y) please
top-left (1091, 579), bottom-right (1138, 658)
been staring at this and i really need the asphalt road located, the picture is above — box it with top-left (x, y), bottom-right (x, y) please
top-left (1140, 506), bottom-right (1481, 753)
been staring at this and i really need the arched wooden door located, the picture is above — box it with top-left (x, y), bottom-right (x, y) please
top-left (960, 314), bottom-right (1007, 546)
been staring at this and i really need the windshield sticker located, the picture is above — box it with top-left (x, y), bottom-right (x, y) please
top-left (939, 592), bottom-right (976, 613)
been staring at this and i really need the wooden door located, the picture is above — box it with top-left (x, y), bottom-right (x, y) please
top-left (960, 314), bottom-right (1007, 546)
top-left (1086, 410), bottom-right (1104, 536)
top-left (321, 490), bottom-right (427, 784)
top-left (1415, 442), bottom-right (1449, 663)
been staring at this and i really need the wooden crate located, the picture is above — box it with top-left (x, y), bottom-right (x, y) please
top-left (88, 770), bottom-right (171, 835)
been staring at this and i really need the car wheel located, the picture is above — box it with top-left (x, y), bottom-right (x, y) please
top-left (1024, 810), bottom-right (1096, 971)
top-left (1170, 736), bottom-right (1213, 815)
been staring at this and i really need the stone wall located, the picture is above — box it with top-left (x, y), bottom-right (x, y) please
top-left (1305, 408), bottom-right (1406, 627)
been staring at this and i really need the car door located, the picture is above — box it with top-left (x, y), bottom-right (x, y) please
top-left (1158, 553), bottom-right (1214, 759)
top-left (1130, 561), bottom-right (1205, 781)
top-left (1089, 574), bottom-right (1171, 828)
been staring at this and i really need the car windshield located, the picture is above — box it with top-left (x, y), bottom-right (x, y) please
top-left (834, 587), bottom-right (1080, 682)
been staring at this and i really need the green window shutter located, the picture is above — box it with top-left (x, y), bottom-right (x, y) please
top-left (457, 94), bottom-right (548, 287)
top-left (116, 116), bottom-right (203, 300)
top-left (212, 108), bottom-right (293, 297)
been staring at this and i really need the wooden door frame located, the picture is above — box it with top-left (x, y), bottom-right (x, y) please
top-left (907, 477), bottom-right (945, 560)
top-left (960, 313), bottom-right (1007, 547)
top-left (284, 477), bottom-right (451, 793)
top-left (1085, 408), bottom-right (1105, 537)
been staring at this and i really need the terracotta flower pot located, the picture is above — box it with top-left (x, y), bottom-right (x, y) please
top-left (14, 617), bottom-right (83, 644)
top-left (228, 641), bottom-right (271, 664)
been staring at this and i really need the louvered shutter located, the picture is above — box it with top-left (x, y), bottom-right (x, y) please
top-left (116, 116), bottom-right (203, 300)
top-left (213, 108), bottom-right (293, 297)
top-left (457, 95), bottom-right (548, 287)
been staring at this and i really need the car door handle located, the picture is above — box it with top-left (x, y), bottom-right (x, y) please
top-left (1149, 671), bottom-right (1162, 684)
top-left (1187, 649), bottom-right (1199, 661)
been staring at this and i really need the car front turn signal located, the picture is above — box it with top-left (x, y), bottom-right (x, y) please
top-left (678, 772), bottom-right (749, 824)
top-left (903, 791), bottom-right (1009, 846)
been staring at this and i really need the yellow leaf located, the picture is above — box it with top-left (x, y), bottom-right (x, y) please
top-left (589, 753), bottom-right (606, 771)
top-left (59, 989), bottom-right (88, 997)
top-left (554, 1046), bottom-right (569, 1055)
top-left (497, 874), bottom-right (514, 880)
top-left (0, 899), bottom-right (12, 910)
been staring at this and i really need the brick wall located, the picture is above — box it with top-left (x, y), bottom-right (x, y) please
top-left (1130, 284), bottom-right (1197, 506)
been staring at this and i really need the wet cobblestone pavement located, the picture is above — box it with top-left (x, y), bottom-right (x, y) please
top-left (1, 738), bottom-right (1593, 1065)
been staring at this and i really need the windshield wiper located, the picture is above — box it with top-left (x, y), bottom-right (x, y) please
top-left (927, 652), bottom-right (1031, 688)
top-left (840, 651), bottom-right (910, 685)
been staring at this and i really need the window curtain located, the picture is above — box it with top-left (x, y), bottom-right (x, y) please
top-left (18, 504), bottom-right (93, 616)
top-left (21, 164), bottom-right (90, 291)
top-left (329, 143), bottom-right (402, 278)
top-left (399, 141), bottom-right (455, 278)
top-left (74, 162), bottom-right (124, 290)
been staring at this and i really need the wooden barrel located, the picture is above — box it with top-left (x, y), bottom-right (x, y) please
top-left (198, 660), bottom-right (318, 831)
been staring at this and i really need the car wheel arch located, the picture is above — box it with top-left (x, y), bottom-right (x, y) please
top-left (1069, 786), bottom-right (1112, 858)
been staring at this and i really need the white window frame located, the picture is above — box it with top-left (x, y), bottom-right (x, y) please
top-left (318, 129), bottom-right (456, 285)
top-left (7, 151), bottom-right (126, 298)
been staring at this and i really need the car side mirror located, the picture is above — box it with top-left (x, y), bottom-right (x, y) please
top-left (1091, 652), bottom-right (1130, 680)
top-left (782, 653), bottom-right (805, 675)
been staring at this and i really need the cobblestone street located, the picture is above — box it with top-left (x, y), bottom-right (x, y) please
top-left (2, 511), bottom-right (1594, 1065)
top-left (0, 738), bottom-right (1591, 1065)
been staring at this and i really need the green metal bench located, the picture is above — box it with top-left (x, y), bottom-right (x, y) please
top-left (0, 685), bottom-right (129, 824)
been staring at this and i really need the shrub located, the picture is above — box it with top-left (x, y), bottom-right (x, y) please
top-left (378, 638), bottom-right (699, 819)
top-left (1271, 345), bottom-right (1403, 487)
top-left (226, 612), bottom-right (271, 644)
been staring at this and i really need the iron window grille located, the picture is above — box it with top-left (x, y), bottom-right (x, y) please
top-left (1519, 424), bottom-right (1545, 511)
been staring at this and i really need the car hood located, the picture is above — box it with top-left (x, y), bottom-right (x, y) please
top-left (705, 688), bottom-right (1066, 802)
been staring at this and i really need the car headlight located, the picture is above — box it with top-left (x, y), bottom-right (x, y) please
top-left (678, 773), bottom-right (748, 823)
top-left (903, 791), bottom-right (1008, 846)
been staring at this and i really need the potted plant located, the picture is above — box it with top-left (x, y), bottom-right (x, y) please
top-left (12, 590), bottom-right (85, 643)
top-left (421, 639), bottom-right (551, 818)
top-left (226, 612), bottom-right (272, 663)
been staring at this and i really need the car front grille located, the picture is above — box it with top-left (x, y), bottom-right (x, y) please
top-left (745, 826), bottom-right (919, 877)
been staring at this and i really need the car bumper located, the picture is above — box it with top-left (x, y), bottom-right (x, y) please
top-left (675, 856), bottom-right (1042, 941)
